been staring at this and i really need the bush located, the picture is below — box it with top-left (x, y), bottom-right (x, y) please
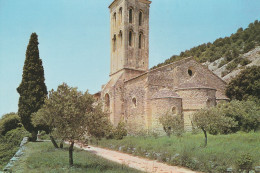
top-left (159, 113), bottom-right (184, 137)
top-left (226, 61), bottom-right (238, 72)
top-left (113, 121), bottom-right (127, 140)
top-left (4, 127), bottom-right (31, 145)
top-left (216, 100), bottom-right (260, 133)
top-left (226, 66), bottom-right (260, 100)
top-left (236, 153), bottom-right (253, 172)
top-left (0, 127), bottom-right (30, 169)
top-left (243, 42), bottom-right (255, 53)
top-left (221, 70), bottom-right (229, 77)
top-left (218, 59), bottom-right (228, 68)
top-left (0, 113), bottom-right (22, 135)
top-left (240, 58), bottom-right (252, 66)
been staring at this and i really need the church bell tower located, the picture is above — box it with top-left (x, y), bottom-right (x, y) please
top-left (109, 0), bottom-right (151, 76)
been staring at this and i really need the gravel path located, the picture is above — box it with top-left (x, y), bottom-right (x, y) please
top-left (74, 143), bottom-right (198, 173)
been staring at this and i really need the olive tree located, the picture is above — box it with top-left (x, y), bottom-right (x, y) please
top-left (159, 113), bottom-right (184, 137)
top-left (193, 108), bottom-right (237, 147)
top-left (33, 83), bottom-right (110, 166)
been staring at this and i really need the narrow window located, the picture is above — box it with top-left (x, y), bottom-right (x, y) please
top-left (113, 35), bottom-right (116, 52)
top-left (188, 69), bottom-right (193, 76)
top-left (132, 98), bottom-right (137, 107)
top-left (139, 11), bottom-right (143, 26)
top-left (129, 8), bottom-right (133, 23)
top-left (139, 33), bottom-right (142, 49)
top-left (113, 12), bottom-right (116, 28)
top-left (113, 12), bottom-right (116, 22)
top-left (105, 93), bottom-right (110, 112)
top-left (119, 31), bottom-right (123, 47)
top-left (119, 7), bottom-right (123, 23)
top-left (172, 107), bottom-right (177, 114)
top-left (129, 31), bottom-right (132, 46)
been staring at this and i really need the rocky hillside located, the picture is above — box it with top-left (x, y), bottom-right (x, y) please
top-left (151, 20), bottom-right (260, 83)
top-left (203, 47), bottom-right (260, 83)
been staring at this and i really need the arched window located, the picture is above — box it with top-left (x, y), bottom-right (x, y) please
top-left (105, 93), bottom-right (110, 111)
top-left (188, 67), bottom-right (195, 77)
top-left (139, 11), bottom-right (143, 26)
top-left (172, 107), bottom-right (177, 114)
top-left (113, 12), bottom-right (116, 22)
top-left (119, 30), bottom-right (123, 47)
top-left (139, 33), bottom-right (143, 49)
top-left (113, 35), bottom-right (117, 52)
top-left (129, 31), bottom-right (133, 46)
top-left (132, 97), bottom-right (137, 107)
top-left (119, 7), bottom-right (123, 23)
top-left (129, 8), bottom-right (133, 23)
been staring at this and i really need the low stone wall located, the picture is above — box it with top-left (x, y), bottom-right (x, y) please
top-left (3, 137), bottom-right (29, 172)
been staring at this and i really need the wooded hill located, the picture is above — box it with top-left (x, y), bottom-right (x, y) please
top-left (151, 20), bottom-right (260, 74)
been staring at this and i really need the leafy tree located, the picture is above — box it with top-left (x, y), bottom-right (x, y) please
top-left (226, 66), bottom-right (260, 100)
top-left (17, 33), bottom-right (47, 140)
top-left (31, 107), bottom-right (59, 148)
top-left (0, 113), bottom-right (21, 135)
top-left (85, 104), bottom-right (113, 140)
top-left (216, 100), bottom-right (260, 133)
top-left (193, 108), bottom-right (237, 147)
top-left (159, 113), bottom-right (184, 137)
top-left (243, 42), bottom-right (255, 53)
top-left (33, 83), bottom-right (110, 166)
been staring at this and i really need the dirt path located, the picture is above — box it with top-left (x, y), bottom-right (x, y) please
top-left (74, 143), bottom-right (198, 173)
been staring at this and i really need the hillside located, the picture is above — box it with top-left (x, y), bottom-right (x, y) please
top-left (151, 20), bottom-right (260, 82)
top-left (204, 46), bottom-right (260, 82)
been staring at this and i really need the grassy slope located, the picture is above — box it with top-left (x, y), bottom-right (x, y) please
top-left (93, 132), bottom-right (260, 172)
top-left (0, 127), bottom-right (30, 170)
top-left (11, 142), bottom-right (142, 173)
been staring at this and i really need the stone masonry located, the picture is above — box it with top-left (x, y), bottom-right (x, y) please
top-left (95, 0), bottom-right (229, 134)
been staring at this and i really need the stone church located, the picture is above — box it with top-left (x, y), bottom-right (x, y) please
top-left (94, 0), bottom-right (229, 133)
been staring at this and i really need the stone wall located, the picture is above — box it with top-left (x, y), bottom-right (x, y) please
top-left (150, 97), bottom-right (182, 134)
top-left (176, 88), bottom-right (216, 130)
top-left (109, 0), bottom-right (151, 75)
top-left (124, 73), bottom-right (148, 134)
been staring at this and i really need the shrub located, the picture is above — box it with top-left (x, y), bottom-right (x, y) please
top-left (240, 58), bottom-right (252, 66)
top-left (221, 70), bottom-right (229, 77)
top-left (4, 127), bottom-right (31, 145)
top-left (0, 127), bottom-right (30, 168)
top-left (113, 121), bottom-right (127, 140)
top-left (226, 66), bottom-right (260, 100)
top-left (226, 61), bottom-right (238, 72)
top-left (216, 100), bottom-right (260, 133)
top-left (218, 59), bottom-right (228, 68)
top-left (236, 153), bottom-right (253, 172)
top-left (159, 113), bottom-right (184, 137)
top-left (0, 113), bottom-right (22, 135)
top-left (243, 42), bottom-right (255, 53)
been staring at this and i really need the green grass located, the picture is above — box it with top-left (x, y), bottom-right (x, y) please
top-left (11, 142), bottom-right (143, 173)
top-left (92, 132), bottom-right (260, 172)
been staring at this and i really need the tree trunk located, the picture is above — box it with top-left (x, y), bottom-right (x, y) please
top-left (69, 141), bottom-right (74, 166)
top-left (202, 128), bottom-right (207, 147)
top-left (50, 136), bottom-right (59, 148)
top-left (60, 140), bottom-right (64, 149)
top-left (31, 130), bottom-right (37, 142)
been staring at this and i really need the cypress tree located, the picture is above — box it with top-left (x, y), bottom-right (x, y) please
top-left (17, 33), bottom-right (47, 139)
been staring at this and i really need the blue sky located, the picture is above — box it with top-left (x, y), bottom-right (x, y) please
top-left (0, 0), bottom-right (260, 117)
